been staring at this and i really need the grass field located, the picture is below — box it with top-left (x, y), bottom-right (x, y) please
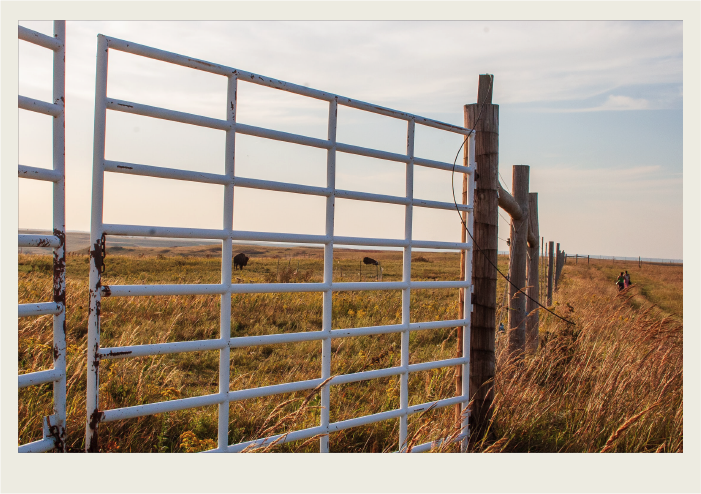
top-left (18, 245), bottom-right (682, 452)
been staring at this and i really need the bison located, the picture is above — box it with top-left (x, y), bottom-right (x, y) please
top-left (233, 253), bottom-right (249, 270)
top-left (363, 257), bottom-right (379, 266)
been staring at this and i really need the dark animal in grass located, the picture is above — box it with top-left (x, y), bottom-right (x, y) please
top-left (233, 253), bottom-right (249, 270)
top-left (363, 257), bottom-right (379, 266)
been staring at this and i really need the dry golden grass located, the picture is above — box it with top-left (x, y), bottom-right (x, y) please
top-left (479, 261), bottom-right (683, 453)
top-left (18, 251), bottom-right (682, 453)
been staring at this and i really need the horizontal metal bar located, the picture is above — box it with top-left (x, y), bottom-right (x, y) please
top-left (231, 231), bottom-right (330, 245)
top-left (410, 280), bottom-right (471, 290)
top-left (332, 281), bottom-right (407, 292)
top-left (107, 98), bottom-right (230, 131)
top-left (229, 331), bottom-right (326, 349)
top-left (235, 177), bottom-right (330, 197)
top-left (18, 368), bottom-right (64, 388)
top-left (99, 339), bottom-right (227, 360)
top-left (228, 378), bottom-right (323, 403)
top-left (236, 122), bottom-right (331, 150)
top-left (18, 302), bottom-right (62, 317)
top-left (335, 189), bottom-right (409, 206)
top-left (330, 366), bottom-right (405, 387)
top-left (18, 437), bottom-right (56, 453)
top-left (410, 318), bottom-right (469, 331)
top-left (407, 356), bottom-right (468, 374)
top-left (409, 433), bottom-right (467, 453)
top-left (333, 236), bottom-right (408, 248)
top-left (230, 282), bottom-right (329, 294)
top-left (101, 393), bottom-right (226, 422)
top-left (413, 198), bottom-right (473, 212)
top-left (329, 408), bottom-right (404, 433)
top-left (18, 25), bottom-right (62, 51)
top-left (18, 165), bottom-right (62, 182)
top-left (408, 396), bottom-right (468, 416)
top-left (18, 234), bottom-right (61, 248)
top-left (103, 280), bottom-right (470, 299)
top-left (103, 35), bottom-right (473, 135)
top-left (330, 323), bottom-right (407, 339)
top-left (225, 426), bottom-right (326, 453)
top-left (102, 283), bottom-right (227, 297)
top-left (336, 141), bottom-right (408, 164)
top-left (18, 95), bottom-right (61, 117)
top-left (104, 160), bottom-right (229, 185)
top-left (411, 239), bottom-right (472, 250)
top-left (103, 224), bottom-right (229, 239)
top-left (413, 156), bottom-right (472, 175)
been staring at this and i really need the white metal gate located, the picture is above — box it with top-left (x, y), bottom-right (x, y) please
top-left (17, 21), bottom-right (67, 453)
top-left (87, 34), bottom-right (476, 452)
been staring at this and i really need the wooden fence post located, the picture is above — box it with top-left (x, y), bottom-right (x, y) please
top-left (547, 241), bottom-right (554, 305)
top-left (463, 74), bottom-right (498, 439)
top-left (526, 193), bottom-right (539, 353)
top-left (554, 243), bottom-right (561, 288)
top-left (507, 165), bottom-right (530, 359)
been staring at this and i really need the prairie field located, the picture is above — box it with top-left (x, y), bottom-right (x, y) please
top-left (18, 245), bottom-right (682, 452)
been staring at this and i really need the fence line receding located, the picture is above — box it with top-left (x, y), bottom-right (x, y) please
top-left (87, 34), bottom-right (476, 453)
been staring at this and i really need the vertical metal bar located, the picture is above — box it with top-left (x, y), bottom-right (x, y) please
top-left (461, 134), bottom-right (476, 452)
top-left (87, 34), bottom-right (109, 452)
top-left (52, 20), bottom-right (67, 452)
top-left (320, 97), bottom-right (337, 453)
top-left (218, 75), bottom-right (237, 451)
top-left (399, 118), bottom-right (415, 451)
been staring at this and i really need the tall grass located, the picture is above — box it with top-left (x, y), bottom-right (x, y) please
top-left (476, 262), bottom-right (683, 452)
top-left (18, 253), bottom-right (682, 452)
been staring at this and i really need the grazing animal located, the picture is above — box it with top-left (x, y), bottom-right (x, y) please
top-left (233, 253), bottom-right (249, 270)
top-left (363, 257), bottom-right (379, 266)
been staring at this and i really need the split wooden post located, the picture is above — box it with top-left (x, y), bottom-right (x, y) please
top-left (526, 193), bottom-right (539, 353)
top-left (459, 74), bottom-right (498, 439)
top-left (507, 165), bottom-right (530, 359)
top-left (547, 241), bottom-right (554, 305)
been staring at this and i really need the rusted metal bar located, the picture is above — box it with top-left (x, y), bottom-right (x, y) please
top-left (18, 25), bottom-right (62, 50)
top-left (18, 234), bottom-right (61, 248)
top-left (18, 95), bottom-right (62, 117)
top-left (18, 368), bottom-right (65, 388)
top-left (17, 437), bottom-right (57, 454)
top-left (18, 165), bottom-right (62, 182)
top-left (18, 302), bottom-right (62, 317)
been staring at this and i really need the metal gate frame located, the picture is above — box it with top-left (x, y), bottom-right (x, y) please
top-left (87, 34), bottom-right (476, 453)
top-left (17, 21), bottom-right (67, 453)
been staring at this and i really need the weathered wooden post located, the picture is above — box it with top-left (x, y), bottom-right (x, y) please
top-left (554, 243), bottom-right (561, 288)
top-left (526, 193), bottom-right (539, 353)
top-left (507, 165), bottom-right (530, 358)
top-left (547, 241), bottom-right (554, 305)
top-left (461, 74), bottom-right (498, 439)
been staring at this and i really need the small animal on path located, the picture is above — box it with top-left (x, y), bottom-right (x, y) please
top-left (234, 253), bottom-right (249, 270)
top-left (363, 257), bottom-right (379, 266)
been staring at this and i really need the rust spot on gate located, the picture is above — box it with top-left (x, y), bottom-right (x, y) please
top-left (102, 350), bottom-right (133, 357)
top-left (117, 103), bottom-right (133, 108)
top-left (87, 409), bottom-right (104, 453)
top-left (116, 165), bottom-right (133, 170)
top-left (102, 285), bottom-right (112, 297)
top-left (53, 229), bottom-right (66, 306)
top-left (53, 344), bottom-right (59, 361)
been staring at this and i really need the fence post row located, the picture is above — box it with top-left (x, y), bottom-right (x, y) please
top-left (82, 34), bottom-right (476, 453)
top-left (17, 21), bottom-right (67, 453)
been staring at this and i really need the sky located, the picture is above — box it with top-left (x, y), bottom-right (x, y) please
top-left (17, 20), bottom-right (683, 260)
